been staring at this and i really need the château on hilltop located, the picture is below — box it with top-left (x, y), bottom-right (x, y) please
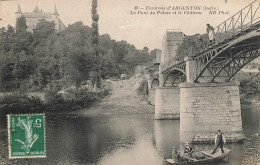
top-left (15, 4), bottom-right (66, 33)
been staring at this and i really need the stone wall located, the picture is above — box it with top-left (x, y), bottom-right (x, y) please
top-left (148, 88), bottom-right (156, 105)
top-left (155, 87), bottom-right (180, 119)
top-left (25, 17), bottom-right (53, 32)
top-left (179, 82), bottom-right (244, 143)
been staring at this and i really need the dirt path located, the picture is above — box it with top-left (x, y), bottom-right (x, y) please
top-left (74, 68), bottom-right (154, 115)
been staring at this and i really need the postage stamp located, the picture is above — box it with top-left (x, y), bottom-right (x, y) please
top-left (7, 114), bottom-right (46, 159)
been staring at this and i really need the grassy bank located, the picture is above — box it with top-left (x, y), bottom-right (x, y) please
top-left (0, 88), bottom-right (110, 115)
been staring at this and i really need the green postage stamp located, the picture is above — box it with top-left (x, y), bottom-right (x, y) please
top-left (7, 114), bottom-right (46, 159)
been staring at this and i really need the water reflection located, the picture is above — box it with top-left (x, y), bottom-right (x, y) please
top-left (97, 138), bottom-right (163, 165)
top-left (0, 106), bottom-right (259, 165)
top-left (154, 120), bottom-right (180, 158)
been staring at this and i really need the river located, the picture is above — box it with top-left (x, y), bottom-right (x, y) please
top-left (0, 105), bottom-right (259, 165)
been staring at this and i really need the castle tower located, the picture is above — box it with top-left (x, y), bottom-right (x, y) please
top-left (33, 4), bottom-right (40, 13)
top-left (15, 3), bottom-right (23, 18)
top-left (52, 5), bottom-right (60, 32)
top-left (14, 4), bottom-right (65, 33)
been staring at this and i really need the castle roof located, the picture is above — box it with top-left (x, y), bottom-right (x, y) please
top-left (20, 5), bottom-right (60, 18)
top-left (22, 12), bottom-right (52, 18)
top-left (16, 3), bottom-right (22, 13)
top-left (33, 4), bottom-right (40, 13)
top-left (53, 5), bottom-right (59, 15)
top-left (59, 19), bottom-right (66, 30)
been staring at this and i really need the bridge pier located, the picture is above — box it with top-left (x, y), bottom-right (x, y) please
top-left (155, 87), bottom-right (180, 119)
top-left (179, 82), bottom-right (244, 143)
top-left (148, 88), bottom-right (156, 105)
top-left (158, 73), bottom-right (165, 87)
top-left (185, 56), bottom-right (196, 83)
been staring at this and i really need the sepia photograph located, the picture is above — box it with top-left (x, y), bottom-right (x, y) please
top-left (0, 0), bottom-right (260, 164)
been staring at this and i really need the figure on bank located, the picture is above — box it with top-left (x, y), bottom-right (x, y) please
top-left (211, 130), bottom-right (226, 154)
top-left (206, 24), bottom-right (215, 45)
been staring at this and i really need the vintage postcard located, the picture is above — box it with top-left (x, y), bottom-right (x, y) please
top-left (0, 0), bottom-right (259, 164)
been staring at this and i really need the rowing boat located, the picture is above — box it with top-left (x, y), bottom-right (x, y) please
top-left (166, 148), bottom-right (231, 164)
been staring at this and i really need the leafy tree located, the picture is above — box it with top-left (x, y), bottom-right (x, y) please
top-left (150, 49), bottom-right (160, 59)
top-left (0, 20), bottom-right (155, 92)
top-left (59, 22), bottom-right (95, 87)
top-left (0, 25), bottom-right (34, 90)
top-left (16, 16), bottom-right (27, 33)
top-left (176, 34), bottom-right (208, 60)
top-left (32, 20), bottom-right (58, 88)
top-left (33, 20), bottom-right (56, 46)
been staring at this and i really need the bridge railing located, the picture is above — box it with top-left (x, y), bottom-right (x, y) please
top-left (214, 0), bottom-right (260, 43)
top-left (160, 58), bottom-right (185, 73)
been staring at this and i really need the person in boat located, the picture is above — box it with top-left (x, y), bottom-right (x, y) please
top-left (172, 146), bottom-right (181, 162)
top-left (211, 130), bottom-right (226, 154)
top-left (183, 142), bottom-right (197, 161)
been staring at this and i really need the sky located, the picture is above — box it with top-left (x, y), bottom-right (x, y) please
top-left (0, 0), bottom-right (256, 50)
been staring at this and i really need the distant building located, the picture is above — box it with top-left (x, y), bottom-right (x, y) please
top-left (15, 4), bottom-right (66, 33)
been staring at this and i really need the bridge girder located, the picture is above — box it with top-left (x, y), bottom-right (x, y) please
top-left (209, 49), bottom-right (259, 82)
top-left (161, 61), bottom-right (186, 75)
top-left (194, 28), bottom-right (260, 82)
top-left (163, 69), bottom-right (186, 87)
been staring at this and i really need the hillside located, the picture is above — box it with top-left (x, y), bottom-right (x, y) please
top-left (74, 66), bottom-right (154, 115)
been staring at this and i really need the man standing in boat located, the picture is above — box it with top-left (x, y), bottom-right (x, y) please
top-left (211, 130), bottom-right (226, 154)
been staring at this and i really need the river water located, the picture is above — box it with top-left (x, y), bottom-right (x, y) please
top-left (0, 105), bottom-right (259, 165)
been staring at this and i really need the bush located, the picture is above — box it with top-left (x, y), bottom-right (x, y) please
top-left (232, 72), bottom-right (260, 104)
top-left (0, 93), bottom-right (45, 114)
top-left (240, 79), bottom-right (259, 95)
top-left (44, 88), bottom-right (108, 112)
top-left (0, 87), bottom-right (110, 114)
top-left (233, 72), bottom-right (260, 95)
top-left (137, 80), bottom-right (148, 96)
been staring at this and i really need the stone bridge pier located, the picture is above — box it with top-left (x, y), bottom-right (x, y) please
top-left (155, 87), bottom-right (180, 119)
top-left (179, 82), bottom-right (244, 143)
top-left (179, 57), bottom-right (244, 142)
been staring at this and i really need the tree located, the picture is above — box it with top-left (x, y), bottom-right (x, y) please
top-left (16, 16), bottom-right (27, 33)
top-left (33, 20), bottom-right (56, 46)
top-left (150, 49), bottom-right (160, 60)
top-left (142, 46), bottom-right (149, 55)
top-left (59, 22), bottom-right (95, 87)
top-left (91, 0), bottom-right (101, 88)
top-left (176, 34), bottom-right (208, 60)
top-left (32, 20), bottom-right (58, 88)
top-left (0, 25), bottom-right (34, 91)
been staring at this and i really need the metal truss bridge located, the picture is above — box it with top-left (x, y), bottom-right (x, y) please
top-left (159, 0), bottom-right (260, 86)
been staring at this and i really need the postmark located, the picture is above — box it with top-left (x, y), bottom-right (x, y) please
top-left (7, 114), bottom-right (46, 159)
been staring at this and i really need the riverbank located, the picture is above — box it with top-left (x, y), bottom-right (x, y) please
top-left (73, 74), bottom-right (154, 116)
top-left (0, 66), bottom-right (154, 116)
